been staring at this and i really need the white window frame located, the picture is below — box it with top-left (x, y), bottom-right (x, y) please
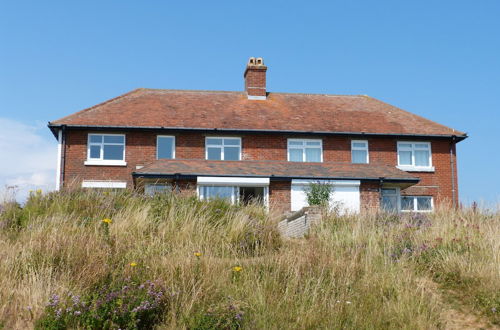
top-left (400, 196), bottom-right (434, 212)
top-left (397, 141), bottom-right (434, 172)
top-left (196, 176), bottom-right (270, 208)
top-left (351, 140), bottom-right (369, 164)
top-left (287, 138), bottom-right (323, 163)
top-left (81, 180), bottom-right (127, 188)
top-left (205, 137), bottom-right (242, 161)
top-left (85, 133), bottom-right (127, 166)
top-left (156, 135), bottom-right (176, 160)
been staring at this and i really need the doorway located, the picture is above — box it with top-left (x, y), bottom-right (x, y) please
top-left (239, 186), bottom-right (265, 205)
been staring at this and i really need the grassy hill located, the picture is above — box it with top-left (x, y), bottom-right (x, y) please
top-left (0, 190), bottom-right (498, 329)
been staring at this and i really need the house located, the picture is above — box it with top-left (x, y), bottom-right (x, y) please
top-left (48, 57), bottom-right (467, 213)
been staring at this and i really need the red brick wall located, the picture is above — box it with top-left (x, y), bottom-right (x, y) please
top-left (269, 181), bottom-right (291, 212)
top-left (360, 182), bottom-right (380, 211)
top-left (62, 130), bottom-right (459, 208)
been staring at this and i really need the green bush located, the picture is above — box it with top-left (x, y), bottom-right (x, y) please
top-left (305, 182), bottom-right (332, 206)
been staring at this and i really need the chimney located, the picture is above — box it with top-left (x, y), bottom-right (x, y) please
top-left (244, 57), bottom-right (267, 100)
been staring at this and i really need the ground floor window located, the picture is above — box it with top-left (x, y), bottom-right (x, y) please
top-left (381, 188), bottom-right (399, 212)
top-left (144, 183), bottom-right (172, 196)
top-left (401, 196), bottom-right (433, 212)
top-left (198, 185), bottom-right (267, 206)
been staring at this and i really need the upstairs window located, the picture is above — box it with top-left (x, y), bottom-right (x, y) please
top-left (288, 139), bottom-right (322, 162)
top-left (86, 134), bottom-right (125, 165)
top-left (351, 140), bottom-right (369, 164)
top-left (401, 196), bottom-right (433, 212)
top-left (157, 136), bottom-right (175, 159)
top-left (397, 142), bottom-right (433, 170)
top-left (205, 137), bottom-right (241, 161)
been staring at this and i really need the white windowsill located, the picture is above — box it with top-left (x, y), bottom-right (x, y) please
top-left (84, 160), bottom-right (127, 166)
top-left (396, 166), bottom-right (435, 172)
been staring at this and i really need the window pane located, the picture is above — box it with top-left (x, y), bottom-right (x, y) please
top-left (145, 184), bottom-right (171, 196)
top-left (399, 143), bottom-right (412, 149)
top-left (415, 143), bottom-right (429, 149)
top-left (224, 147), bottom-right (240, 160)
top-left (289, 148), bottom-right (303, 162)
top-left (401, 196), bottom-right (414, 211)
top-left (207, 147), bottom-right (222, 160)
top-left (352, 142), bottom-right (367, 148)
top-left (89, 135), bottom-right (102, 143)
top-left (206, 138), bottom-right (222, 145)
top-left (416, 197), bottom-right (432, 210)
top-left (352, 150), bottom-right (368, 164)
top-left (382, 196), bottom-right (398, 212)
top-left (157, 137), bottom-right (174, 159)
top-left (90, 145), bottom-right (101, 159)
top-left (288, 140), bottom-right (303, 146)
top-left (306, 141), bottom-right (321, 146)
top-left (399, 150), bottom-right (412, 165)
top-left (415, 150), bottom-right (430, 166)
top-left (205, 186), bottom-right (233, 200)
top-left (103, 145), bottom-right (124, 160)
top-left (224, 138), bottom-right (240, 146)
top-left (104, 135), bottom-right (124, 144)
top-left (305, 148), bottom-right (321, 162)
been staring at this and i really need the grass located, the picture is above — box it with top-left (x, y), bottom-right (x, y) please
top-left (0, 189), bottom-right (498, 329)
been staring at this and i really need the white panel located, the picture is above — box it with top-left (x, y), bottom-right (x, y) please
top-left (82, 181), bottom-right (127, 188)
top-left (55, 129), bottom-right (62, 191)
top-left (197, 176), bottom-right (269, 186)
top-left (290, 180), bottom-right (360, 213)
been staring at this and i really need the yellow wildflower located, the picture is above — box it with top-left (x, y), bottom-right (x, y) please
top-left (130, 262), bottom-right (137, 267)
top-left (102, 218), bottom-right (112, 224)
top-left (194, 252), bottom-right (202, 257)
top-left (232, 266), bottom-right (243, 272)
top-left (36, 189), bottom-right (42, 194)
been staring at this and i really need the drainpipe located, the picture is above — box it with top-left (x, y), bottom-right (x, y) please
top-left (379, 177), bottom-right (384, 209)
top-left (450, 136), bottom-right (457, 208)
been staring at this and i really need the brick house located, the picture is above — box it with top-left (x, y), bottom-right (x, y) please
top-left (48, 57), bottom-right (467, 213)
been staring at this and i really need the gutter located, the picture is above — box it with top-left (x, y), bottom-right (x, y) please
top-left (131, 172), bottom-right (420, 184)
top-left (47, 123), bottom-right (468, 142)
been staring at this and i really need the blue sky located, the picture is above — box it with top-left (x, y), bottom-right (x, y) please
top-left (0, 1), bottom-right (499, 205)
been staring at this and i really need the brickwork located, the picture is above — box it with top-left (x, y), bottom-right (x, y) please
top-left (360, 181), bottom-right (381, 211)
top-left (62, 130), bottom-right (459, 209)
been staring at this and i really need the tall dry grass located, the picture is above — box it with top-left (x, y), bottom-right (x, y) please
top-left (0, 190), bottom-right (498, 329)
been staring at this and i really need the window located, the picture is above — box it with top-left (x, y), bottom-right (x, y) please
top-left (157, 136), bottom-right (175, 159)
top-left (199, 186), bottom-right (239, 203)
top-left (205, 137), bottom-right (241, 160)
top-left (381, 188), bottom-right (399, 212)
top-left (401, 196), bottom-right (433, 212)
top-left (351, 140), bottom-right (369, 164)
top-left (86, 134), bottom-right (126, 165)
top-left (397, 142), bottom-right (433, 171)
top-left (288, 139), bottom-right (322, 162)
top-left (145, 183), bottom-right (172, 196)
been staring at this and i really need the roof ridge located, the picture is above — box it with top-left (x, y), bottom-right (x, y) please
top-left (140, 88), bottom-right (364, 98)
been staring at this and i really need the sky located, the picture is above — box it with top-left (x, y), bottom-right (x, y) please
top-left (0, 0), bottom-right (499, 205)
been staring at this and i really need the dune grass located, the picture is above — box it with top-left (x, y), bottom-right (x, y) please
top-left (0, 190), bottom-right (498, 329)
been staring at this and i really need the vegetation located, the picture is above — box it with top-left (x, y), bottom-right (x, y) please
top-left (0, 189), bottom-right (498, 329)
top-left (305, 181), bottom-right (332, 206)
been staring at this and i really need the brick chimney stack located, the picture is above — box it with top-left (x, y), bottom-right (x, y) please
top-left (244, 57), bottom-right (267, 100)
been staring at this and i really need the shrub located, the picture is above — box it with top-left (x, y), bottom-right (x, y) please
top-left (305, 182), bottom-right (332, 206)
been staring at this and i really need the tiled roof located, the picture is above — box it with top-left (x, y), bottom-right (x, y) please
top-left (50, 88), bottom-right (466, 138)
top-left (133, 159), bottom-right (419, 183)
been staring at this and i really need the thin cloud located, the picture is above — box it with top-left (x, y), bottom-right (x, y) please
top-left (0, 118), bottom-right (56, 202)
